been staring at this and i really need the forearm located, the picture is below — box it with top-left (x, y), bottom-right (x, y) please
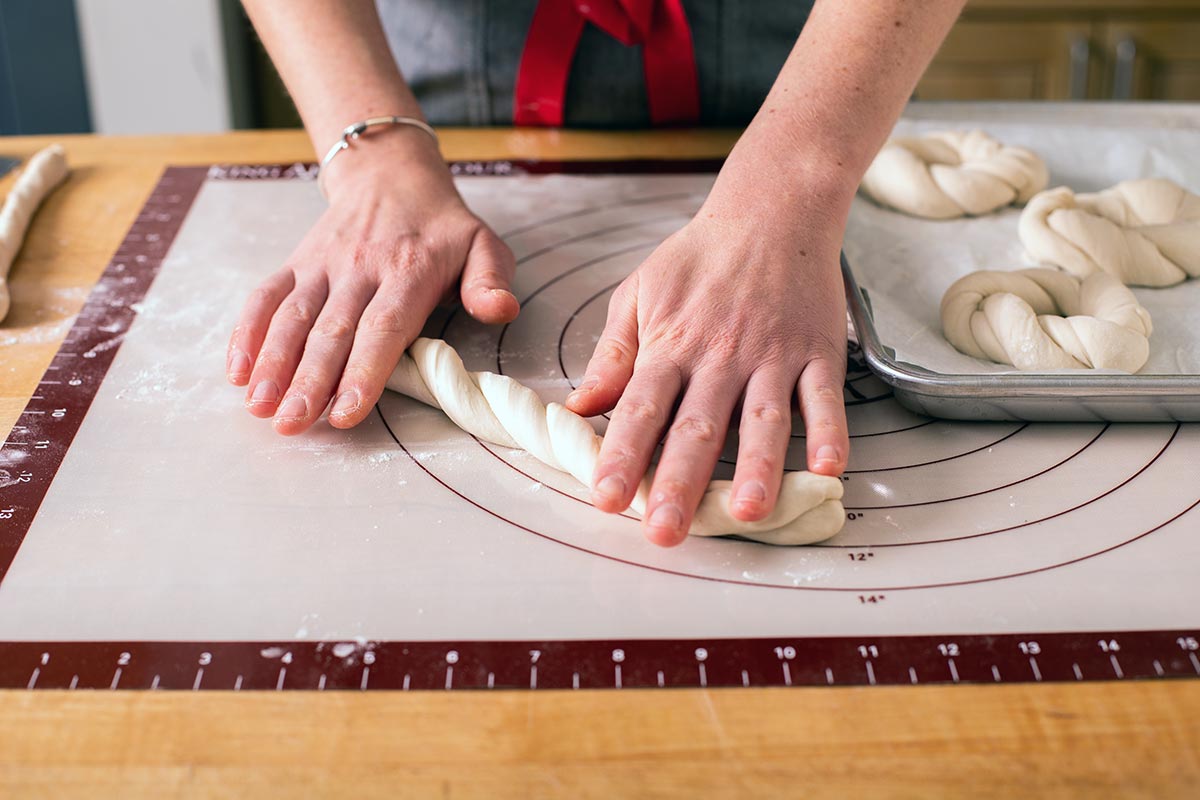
top-left (715, 0), bottom-right (966, 215)
top-left (242, 0), bottom-right (439, 194)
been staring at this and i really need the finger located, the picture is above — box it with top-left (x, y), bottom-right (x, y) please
top-left (227, 270), bottom-right (294, 385)
top-left (327, 276), bottom-right (440, 429)
top-left (641, 374), bottom-right (740, 547)
top-left (729, 368), bottom-right (795, 522)
top-left (798, 355), bottom-right (850, 476)
top-left (459, 227), bottom-right (519, 324)
top-left (244, 280), bottom-right (329, 418)
top-left (566, 277), bottom-right (639, 417)
top-left (273, 281), bottom-right (375, 435)
top-left (590, 359), bottom-right (682, 515)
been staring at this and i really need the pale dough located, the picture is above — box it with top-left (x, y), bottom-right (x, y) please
top-left (941, 268), bottom-right (1153, 372)
top-left (860, 130), bottom-right (1049, 219)
top-left (385, 338), bottom-right (846, 546)
top-left (0, 145), bottom-right (70, 323)
top-left (1018, 178), bottom-right (1200, 287)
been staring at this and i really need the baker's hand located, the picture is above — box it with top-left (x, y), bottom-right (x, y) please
top-left (565, 177), bottom-right (851, 547)
top-left (226, 134), bottom-right (518, 434)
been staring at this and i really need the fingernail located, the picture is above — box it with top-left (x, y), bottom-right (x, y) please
top-left (227, 348), bottom-right (250, 379)
top-left (594, 474), bottom-right (626, 502)
top-left (330, 389), bottom-right (361, 419)
top-left (648, 504), bottom-right (683, 533)
top-left (814, 445), bottom-right (840, 465)
top-left (275, 394), bottom-right (307, 421)
top-left (567, 376), bottom-right (599, 404)
top-left (735, 480), bottom-right (766, 507)
top-left (488, 288), bottom-right (516, 300)
top-left (247, 380), bottom-right (279, 407)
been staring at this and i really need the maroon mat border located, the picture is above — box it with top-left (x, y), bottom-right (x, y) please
top-left (1, 166), bottom-right (209, 582)
top-left (202, 158), bottom-right (728, 182)
top-left (3, 630), bottom-right (1198, 691)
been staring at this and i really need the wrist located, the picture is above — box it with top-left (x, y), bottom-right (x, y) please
top-left (704, 136), bottom-right (859, 231)
top-left (711, 99), bottom-right (879, 218)
top-left (319, 123), bottom-right (448, 205)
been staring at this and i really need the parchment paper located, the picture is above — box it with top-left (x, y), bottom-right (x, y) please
top-left (842, 103), bottom-right (1200, 376)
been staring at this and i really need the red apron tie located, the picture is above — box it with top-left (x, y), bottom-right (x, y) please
top-left (514, 0), bottom-right (701, 127)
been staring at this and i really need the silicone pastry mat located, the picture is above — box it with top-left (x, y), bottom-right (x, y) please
top-left (0, 160), bottom-right (1196, 690)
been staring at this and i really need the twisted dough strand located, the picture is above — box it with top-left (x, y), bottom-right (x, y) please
top-left (0, 145), bottom-right (70, 322)
top-left (1018, 178), bottom-right (1200, 287)
top-left (941, 269), bottom-right (1152, 372)
top-left (386, 338), bottom-right (846, 545)
top-left (860, 130), bottom-right (1049, 219)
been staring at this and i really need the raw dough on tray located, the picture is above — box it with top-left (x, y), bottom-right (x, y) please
top-left (1019, 177), bottom-right (1200, 288)
top-left (941, 268), bottom-right (1152, 372)
top-left (860, 130), bottom-right (1048, 219)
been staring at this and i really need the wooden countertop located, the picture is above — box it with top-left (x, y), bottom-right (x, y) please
top-left (0, 129), bottom-right (1197, 798)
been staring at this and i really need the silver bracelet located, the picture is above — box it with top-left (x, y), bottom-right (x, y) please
top-left (316, 115), bottom-right (439, 198)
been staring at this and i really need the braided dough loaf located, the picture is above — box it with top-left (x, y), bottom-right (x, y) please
top-left (941, 269), bottom-right (1152, 372)
top-left (1018, 178), bottom-right (1200, 287)
top-left (860, 130), bottom-right (1049, 219)
top-left (0, 145), bottom-right (70, 323)
top-left (385, 338), bottom-right (846, 545)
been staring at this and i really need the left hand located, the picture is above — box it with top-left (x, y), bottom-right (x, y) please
top-left (565, 176), bottom-right (852, 547)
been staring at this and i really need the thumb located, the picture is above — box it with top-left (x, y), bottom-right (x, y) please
top-left (566, 276), bottom-right (639, 417)
top-left (460, 226), bottom-right (520, 324)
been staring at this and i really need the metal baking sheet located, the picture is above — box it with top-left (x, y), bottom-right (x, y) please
top-left (842, 101), bottom-right (1200, 422)
top-left (844, 258), bottom-right (1200, 422)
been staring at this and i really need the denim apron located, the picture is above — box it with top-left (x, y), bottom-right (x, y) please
top-left (374, 0), bottom-right (815, 127)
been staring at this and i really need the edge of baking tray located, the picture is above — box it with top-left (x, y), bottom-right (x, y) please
top-left (841, 255), bottom-right (1200, 422)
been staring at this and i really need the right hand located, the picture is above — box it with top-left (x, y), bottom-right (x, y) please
top-left (226, 130), bottom-right (519, 435)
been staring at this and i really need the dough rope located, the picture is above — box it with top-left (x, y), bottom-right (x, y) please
top-left (0, 145), bottom-right (70, 323)
top-left (385, 338), bottom-right (845, 545)
top-left (860, 129), bottom-right (1049, 219)
top-left (1018, 178), bottom-right (1200, 287)
top-left (941, 268), bottom-right (1153, 372)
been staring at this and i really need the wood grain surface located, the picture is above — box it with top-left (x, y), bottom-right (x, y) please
top-left (0, 129), bottom-right (1196, 798)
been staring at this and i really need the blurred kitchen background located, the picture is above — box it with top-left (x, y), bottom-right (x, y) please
top-left (1, 0), bottom-right (1197, 136)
